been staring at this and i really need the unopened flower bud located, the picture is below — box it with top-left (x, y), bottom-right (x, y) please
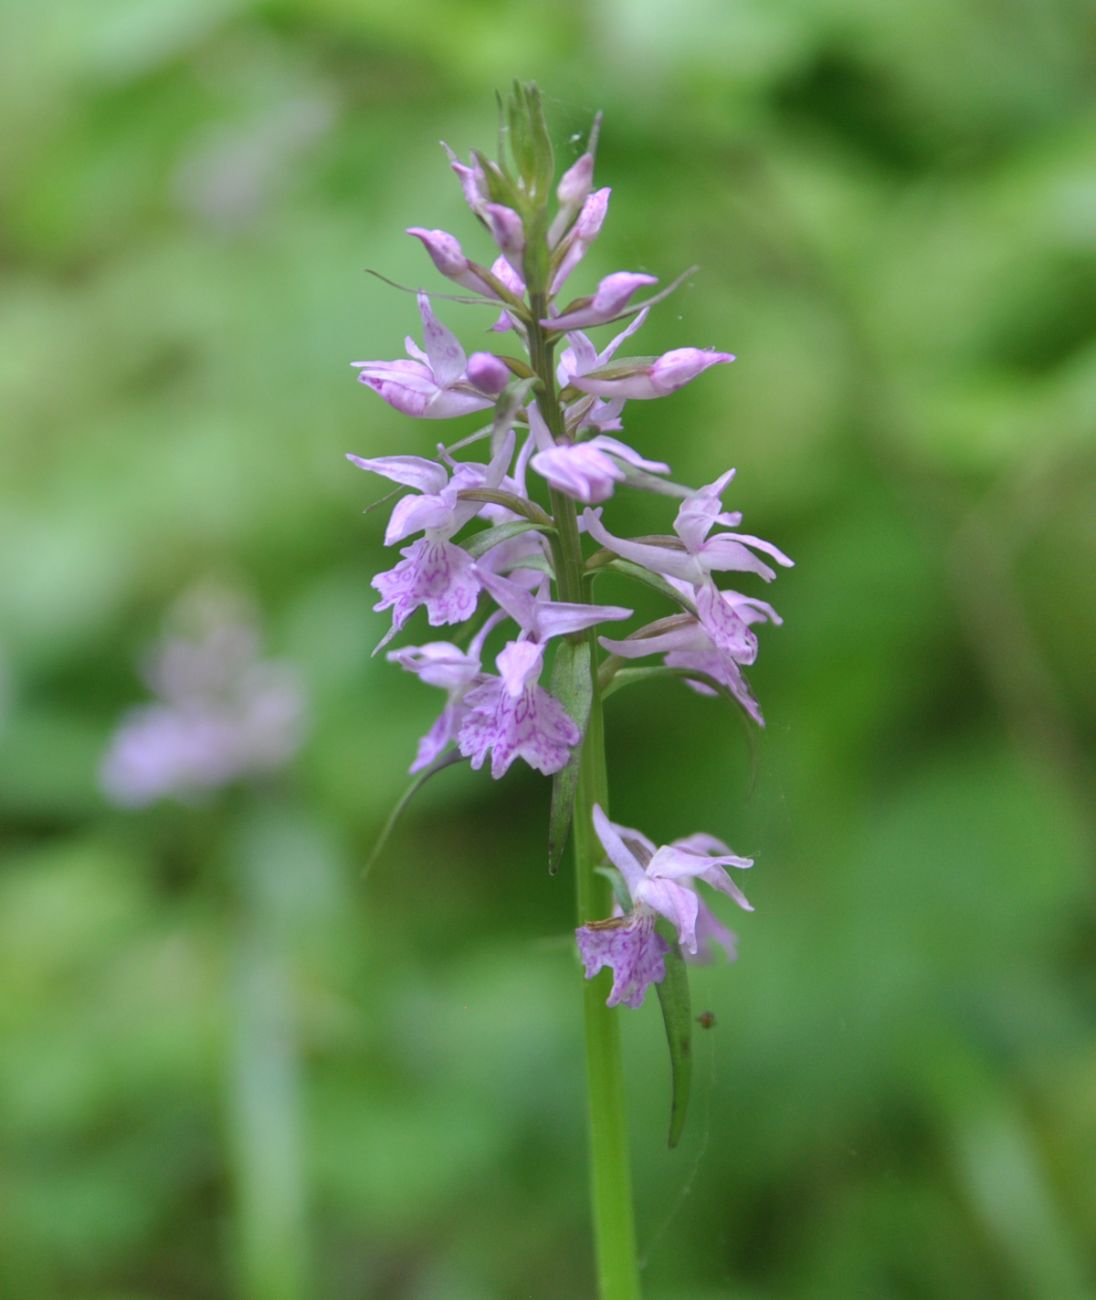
top-left (573, 348), bottom-right (735, 400)
top-left (466, 351), bottom-right (510, 396)
top-left (545, 272), bottom-right (657, 332)
top-left (406, 227), bottom-right (497, 297)
top-left (484, 203), bottom-right (526, 277)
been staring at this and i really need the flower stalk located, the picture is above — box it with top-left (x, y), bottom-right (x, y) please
top-left (527, 305), bottom-right (641, 1297)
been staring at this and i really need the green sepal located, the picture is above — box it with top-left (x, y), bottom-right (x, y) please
top-left (463, 519), bottom-right (554, 559)
top-left (547, 638), bottom-right (594, 874)
top-left (362, 749), bottom-right (467, 879)
top-left (525, 82), bottom-right (555, 201)
top-left (507, 80), bottom-right (536, 193)
top-left (473, 148), bottom-right (519, 209)
top-left (654, 916), bottom-right (693, 1148)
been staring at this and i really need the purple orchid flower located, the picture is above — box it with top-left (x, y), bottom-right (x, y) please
top-left (101, 591), bottom-right (307, 808)
top-left (347, 432), bottom-right (515, 635)
top-left (575, 808), bottom-right (751, 1006)
top-left (582, 471), bottom-right (794, 588)
top-left (600, 588), bottom-right (782, 724)
top-left (457, 639), bottom-right (581, 778)
top-left (352, 292), bottom-right (496, 419)
top-left (442, 144), bottom-right (491, 220)
top-left (387, 612), bottom-right (504, 772)
top-left (466, 351), bottom-right (511, 396)
top-left (454, 571), bottom-right (633, 778)
top-left (572, 347), bottom-right (735, 401)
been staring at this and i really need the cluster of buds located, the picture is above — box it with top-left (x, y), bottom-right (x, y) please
top-left (101, 586), bottom-right (307, 807)
top-left (349, 85), bottom-right (791, 1009)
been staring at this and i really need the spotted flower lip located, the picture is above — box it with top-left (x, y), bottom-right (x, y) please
top-left (352, 291), bottom-right (494, 419)
top-left (576, 911), bottom-right (669, 1009)
top-left (457, 639), bottom-right (581, 778)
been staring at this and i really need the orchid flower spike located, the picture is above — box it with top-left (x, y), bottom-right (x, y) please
top-left (347, 89), bottom-right (790, 1123)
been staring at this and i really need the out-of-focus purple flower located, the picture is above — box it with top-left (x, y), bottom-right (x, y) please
top-left (101, 590), bottom-right (306, 808)
top-left (545, 272), bottom-right (658, 332)
top-left (576, 912), bottom-right (670, 1009)
top-left (693, 893), bottom-right (738, 964)
top-left (531, 436), bottom-right (669, 504)
top-left (353, 292), bottom-right (494, 419)
top-left (572, 347), bottom-right (735, 401)
top-left (457, 640), bottom-right (580, 778)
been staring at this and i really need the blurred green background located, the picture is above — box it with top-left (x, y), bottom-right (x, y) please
top-left (3, 1), bottom-right (1095, 1297)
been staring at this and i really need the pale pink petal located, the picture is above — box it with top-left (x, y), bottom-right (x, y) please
top-left (417, 291), bottom-right (467, 387)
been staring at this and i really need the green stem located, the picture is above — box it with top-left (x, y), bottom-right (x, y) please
top-left (527, 295), bottom-right (641, 1299)
top-left (574, 671), bottom-right (642, 1300)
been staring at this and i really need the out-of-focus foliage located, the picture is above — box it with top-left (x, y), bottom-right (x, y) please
top-left (2, 1), bottom-right (1095, 1297)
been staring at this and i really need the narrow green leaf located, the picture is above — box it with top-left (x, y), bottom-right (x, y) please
top-left (547, 639), bottom-right (594, 874)
top-left (362, 750), bottom-right (467, 879)
top-left (463, 519), bottom-right (553, 559)
top-left (588, 557), bottom-right (697, 613)
top-left (654, 917), bottom-right (693, 1148)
